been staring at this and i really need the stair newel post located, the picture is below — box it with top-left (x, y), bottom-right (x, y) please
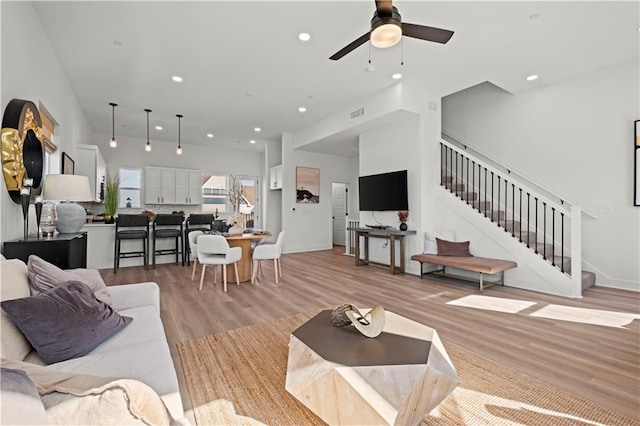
top-left (570, 205), bottom-right (583, 298)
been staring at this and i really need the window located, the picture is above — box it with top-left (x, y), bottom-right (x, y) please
top-left (119, 168), bottom-right (142, 208)
top-left (201, 175), bottom-right (228, 214)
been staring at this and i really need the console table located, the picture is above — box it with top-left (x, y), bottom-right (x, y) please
top-left (347, 227), bottom-right (416, 274)
top-left (2, 232), bottom-right (87, 269)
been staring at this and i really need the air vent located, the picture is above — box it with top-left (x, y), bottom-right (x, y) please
top-left (350, 108), bottom-right (365, 120)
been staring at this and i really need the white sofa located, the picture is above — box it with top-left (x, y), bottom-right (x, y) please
top-left (0, 257), bottom-right (188, 424)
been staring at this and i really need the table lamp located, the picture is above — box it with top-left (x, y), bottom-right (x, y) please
top-left (42, 174), bottom-right (92, 233)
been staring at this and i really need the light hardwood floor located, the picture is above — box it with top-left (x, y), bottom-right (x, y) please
top-left (101, 247), bottom-right (640, 421)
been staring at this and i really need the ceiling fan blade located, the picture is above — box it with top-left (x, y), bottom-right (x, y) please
top-left (402, 22), bottom-right (454, 44)
top-left (375, 0), bottom-right (393, 16)
top-left (329, 33), bottom-right (370, 60)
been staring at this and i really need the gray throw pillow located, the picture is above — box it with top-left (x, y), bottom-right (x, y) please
top-left (27, 255), bottom-right (112, 305)
top-left (436, 238), bottom-right (472, 256)
top-left (0, 281), bottom-right (132, 365)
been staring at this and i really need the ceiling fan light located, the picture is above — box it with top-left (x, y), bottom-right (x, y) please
top-left (371, 22), bottom-right (402, 48)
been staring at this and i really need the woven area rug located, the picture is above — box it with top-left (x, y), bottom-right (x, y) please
top-left (178, 312), bottom-right (637, 426)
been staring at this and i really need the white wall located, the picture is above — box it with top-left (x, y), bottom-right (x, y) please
top-left (1, 2), bottom-right (92, 242)
top-left (281, 132), bottom-right (359, 253)
top-left (442, 60), bottom-right (640, 291)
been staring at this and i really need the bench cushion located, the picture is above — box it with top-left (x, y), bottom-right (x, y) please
top-left (411, 254), bottom-right (517, 274)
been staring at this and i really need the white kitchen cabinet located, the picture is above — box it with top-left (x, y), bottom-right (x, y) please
top-left (145, 167), bottom-right (201, 205)
top-left (145, 167), bottom-right (163, 204)
top-left (187, 171), bottom-right (202, 205)
top-left (270, 165), bottom-right (282, 190)
top-left (76, 144), bottom-right (106, 202)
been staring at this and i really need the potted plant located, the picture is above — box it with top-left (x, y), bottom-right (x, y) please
top-left (103, 174), bottom-right (119, 224)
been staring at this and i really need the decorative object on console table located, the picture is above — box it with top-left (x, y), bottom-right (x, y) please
top-left (43, 174), bottom-right (92, 233)
top-left (295, 167), bottom-right (319, 204)
top-left (40, 202), bottom-right (57, 237)
top-left (397, 210), bottom-right (409, 231)
top-left (634, 120), bottom-right (639, 206)
top-left (34, 195), bottom-right (43, 238)
top-left (20, 180), bottom-right (32, 240)
top-left (103, 174), bottom-right (119, 224)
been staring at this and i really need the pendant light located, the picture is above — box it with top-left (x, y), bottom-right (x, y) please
top-left (144, 109), bottom-right (152, 152)
top-left (108, 103), bottom-right (118, 148)
top-left (176, 114), bottom-right (183, 155)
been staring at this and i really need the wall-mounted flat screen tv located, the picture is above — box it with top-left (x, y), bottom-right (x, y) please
top-left (358, 170), bottom-right (408, 211)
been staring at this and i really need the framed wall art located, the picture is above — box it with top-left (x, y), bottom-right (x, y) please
top-left (296, 167), bottom-right (319, 204)
top-left (62, 152), bottom-right (74, 175)
top-left (635, 120), bottom-right (639, 206)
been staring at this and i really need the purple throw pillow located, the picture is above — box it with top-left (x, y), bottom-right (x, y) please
top-left (1, 281), bottom-right (132, 364)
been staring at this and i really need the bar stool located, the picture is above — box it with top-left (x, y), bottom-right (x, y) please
top-left (185, 213), bottom-right (214, 265)
top-left (113, 214), bottom-right (150, 273)
top-left (152, 213), bottom-right (185, 267)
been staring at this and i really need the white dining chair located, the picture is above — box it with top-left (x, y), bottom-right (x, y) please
top-left (197, 234), bottom-right (242, 292)
top-left (251, 231), bottom-right (285, 284)
top-left (188, 230), bottom-right (204, 282)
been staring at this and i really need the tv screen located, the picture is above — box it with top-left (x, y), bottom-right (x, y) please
top-left (358, 170), bottom-right (408, 211)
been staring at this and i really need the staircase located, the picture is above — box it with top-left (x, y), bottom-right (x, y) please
top-left (440, 140), bottom-right (596, 292)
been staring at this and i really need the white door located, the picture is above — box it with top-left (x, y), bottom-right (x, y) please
top-left (332, 183), bottom-right (348, 246)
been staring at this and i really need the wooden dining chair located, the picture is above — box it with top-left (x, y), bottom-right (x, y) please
top-left (197, 235), bottom-right (242, 292)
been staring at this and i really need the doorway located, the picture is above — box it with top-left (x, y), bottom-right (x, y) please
top-left (331, 183), bottom-right (349, 247)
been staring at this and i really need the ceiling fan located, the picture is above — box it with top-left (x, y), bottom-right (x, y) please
top-left (329, 0), bottom-right (454, 60)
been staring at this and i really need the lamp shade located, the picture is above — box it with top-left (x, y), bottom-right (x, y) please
top-left (43, 174), bottom-right (93, 233)
top-left (43, 174), bottom-right (93, 201)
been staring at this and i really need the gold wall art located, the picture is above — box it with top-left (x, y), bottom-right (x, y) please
top-left (1, 99), bottom-right (45, 203)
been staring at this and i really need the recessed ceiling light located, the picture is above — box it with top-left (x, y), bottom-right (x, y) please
top-left (298, 107), bottom-right (307, 113)
top-left (392, 73), bottom-right (402, 80)
top-left (155, 125), bottom-right (163, 130)
top-left (298, 32), bottom-right (311, 42)
top-left (254, 127), bottom-right (261, 132)
top-left (250, 140), bottom-right (256, 144)
top-left (526, 74), bottom-right (539, 81)
top-left (207, 133), bottom-right (214, 138)
top-left (172, 75), bottom-right (183, 82)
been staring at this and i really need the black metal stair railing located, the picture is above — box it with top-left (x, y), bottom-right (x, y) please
top-left (440, 141), bottom-right (569, 274)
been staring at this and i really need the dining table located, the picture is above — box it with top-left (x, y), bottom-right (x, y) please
top-left (224, 232), bottom-right (272, 282)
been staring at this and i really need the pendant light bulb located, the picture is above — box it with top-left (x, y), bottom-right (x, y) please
top-left (176, 114), bottom-right (183, 155)
top-left (144, 109), bottom-right (152, 152)
top-left (109, 102), bottom-right (118, 148)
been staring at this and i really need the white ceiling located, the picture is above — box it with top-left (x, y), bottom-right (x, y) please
top-left (32, 1), bottom-right (639, 156)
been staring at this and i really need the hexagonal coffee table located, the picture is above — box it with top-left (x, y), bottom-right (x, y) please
top-left (285, 310), bottom-right (459, 426)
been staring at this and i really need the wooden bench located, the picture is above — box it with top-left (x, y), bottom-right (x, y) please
top-left (410, 254), bottom-right (517, 292)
